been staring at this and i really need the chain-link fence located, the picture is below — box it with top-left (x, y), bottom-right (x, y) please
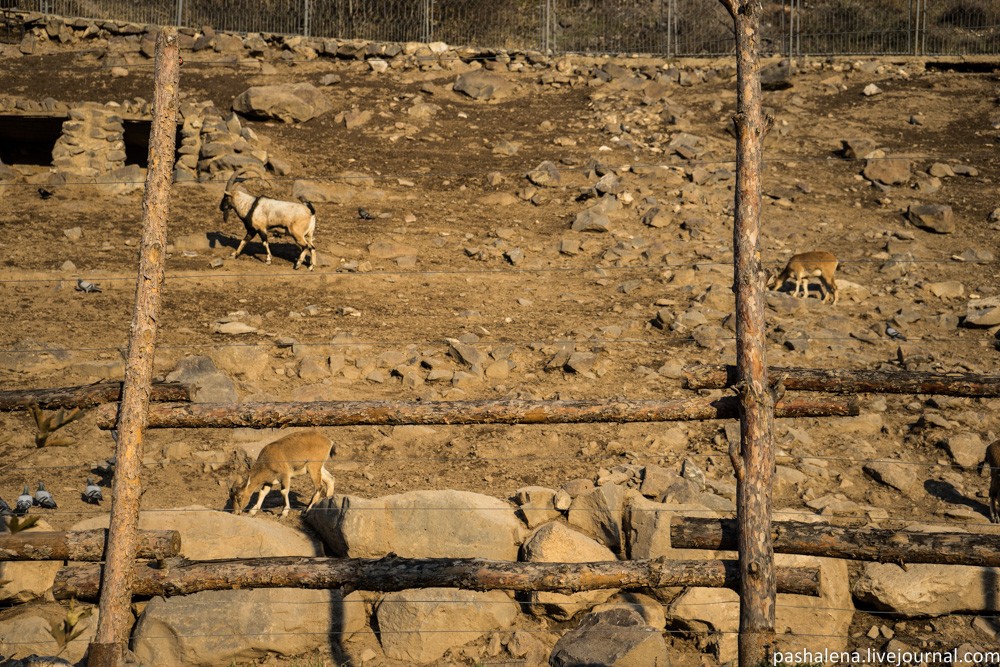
top-left (7, 0), bottom-right (1000, 55)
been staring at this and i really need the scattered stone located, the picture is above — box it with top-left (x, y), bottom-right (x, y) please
top-left (854, 562), bottom-right (1000, 616)
top-left (62, 227), bottom-right (82, 241)
top-left (571, 207), bottom-right (611, 232)
top-left (928, 162), bottom-right (955, 178)
top-left (515, 486), bottom-right (561, 528)
top-left (841, 137), bottom-right (878, 159)
top-left (862, 460), bottom-right (919, 495)
top-left (526, 161), bottom-right (561, 187)
top-left (907, 203), bottom-right (955, 234)
top-left (568, 484), bottom-right (629, 552)
top-left (926, 281), bottom-right (964, 299)
top-left (862, 83), bottom-right (883, 96)
top-left (863, 156), bottom-right (911, 185)
top-left (550, 608), bottom-right (667, 667)
top-left (944, 432), bottom-right (985, 468)
top-left (453, 70), bottom-right (515, 101)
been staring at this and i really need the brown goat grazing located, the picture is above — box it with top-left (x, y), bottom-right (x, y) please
top-left (229, 431), bottom-right (335, 517)
top-left (984, 439), bottom-right (1000, 524)
top-left (767, 250), bottom-right (839, 305)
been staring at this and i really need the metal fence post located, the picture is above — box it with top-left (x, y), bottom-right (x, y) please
top-left (303, 0), bottom-right (311, 37)
top-left (176, 0), bottom-right (183, 27)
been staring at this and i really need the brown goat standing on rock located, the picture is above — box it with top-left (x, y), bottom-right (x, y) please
top-left (220, 171), bottom-right (318, 270)
top-left (229, 431), bottom-right (336, 517)
top-left (983, 439), bottom-right (1000, 523)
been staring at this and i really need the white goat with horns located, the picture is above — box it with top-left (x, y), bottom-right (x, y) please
top-left (220, 171), bottom-right (318, 270)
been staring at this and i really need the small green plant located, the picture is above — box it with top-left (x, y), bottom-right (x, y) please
top-left (48, 598), bottom-right (93, 654)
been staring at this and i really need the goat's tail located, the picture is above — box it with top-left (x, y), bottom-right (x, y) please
top-left (298, 197), bottom-right (316, 215)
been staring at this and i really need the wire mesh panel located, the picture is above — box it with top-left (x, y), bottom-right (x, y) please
top-left (433, 0), bottom-right (544, 52)
top-left (549, 0), bottom-right (668, 54)
top-left (923, 0), bottom-right (1000, 55)
top-left (792, 0), bottom-right (914, 55)
top-left (309, 0), bottom-right (426, 42)
top-left (19, 0), bottom-right (175, 24)
top-left (669, 0), bottom-right (734, 56)
top-left (183, 0), bottom-right (305, 35)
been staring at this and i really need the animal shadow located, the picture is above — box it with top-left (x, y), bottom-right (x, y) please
top-left (924, 478), bottom-right (990, 520)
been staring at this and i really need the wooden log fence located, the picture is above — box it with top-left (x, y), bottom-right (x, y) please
top-left (0, 382), bottom-right (189, 411)
top-left (671, 517), bottom-right (1000, 567)
top-left (685, 364), bottom-right (1000, 397)
top-left (94, 395), bottom-right (860, 430)
top-left (53, 556), bottom-right (820, 602)
top-left (0, 530), bottom-right (180, 562)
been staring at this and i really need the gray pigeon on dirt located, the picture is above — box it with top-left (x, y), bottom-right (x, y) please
top-left (76, 279), bottom-right (102, 293)
top-left (83, 478), bottom-right (103, 505)
top-left (34, 482), bottom-right (57, 509)
top-left (15, 485), bottom-right (32, 516)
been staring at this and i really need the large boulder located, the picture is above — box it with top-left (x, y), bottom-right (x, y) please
top-left (73, 505), bottom-right (323, 559)
top-left (131, 588), bottom-right (339, 666)
top-left (522, 522), bottom-right (618, 620)
top-left (853, 562), bottom-right (1000, 616)
top-left (453, 70), bottom-right (515, 101)
top-left (307, 490), bottom-right (524, 559)
top-left (375, 588), bottom-right (518, 663)
top-left (567, 483), bottom-right (631, 553)
top-left (232, 83), bottom-right (331, 123)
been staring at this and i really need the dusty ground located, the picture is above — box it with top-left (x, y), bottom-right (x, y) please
top-left (1, 37), bottom-right (1000, 665)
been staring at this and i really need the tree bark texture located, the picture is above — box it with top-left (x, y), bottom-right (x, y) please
top-left (685, 364), bottom-right (1000, 397)
top-left (55, 556), bottom-right (819, 601)
top-left (0, 382), bottom-right (189, 411)
top-left (88, 28), bottom-right (179, 667)
top-left (672, 517), bottom-right (1000, 567)
top-left (0, 530), bottom-right (180, 562)
top-left (722, 0), bottom-right (777, 664)
top-left (95, 396), bottom-right (859, 430)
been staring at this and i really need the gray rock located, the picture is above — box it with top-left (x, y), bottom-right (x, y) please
top-left (926, 280), bottom-right (964, 299)
top-left (862, 460), bottom-right (920, 494)
top-left (568, 484), bottom-right (629, 552)
top-left (526, 160), bottom-right (561, 187)
top-left (841, 137), bottom-right (878, 159)
top-left (291, 179), bottom-right (356, 204)
top-left (571, 207), bottom-right (611, 232)
top-left (928, 162), bottom-right (955, 178)
top-left (307, 490), bottom-right (523, 559)
top-left (965, 296), bottom-right (1000, 327)
top-left (453, 70), bottom-right (514, 101)
top-left (641, 207), bottom-right (671, 228)
top-left (908, 203), bottom-right (955, 234)
top-left (164, 356), bottom-right (239, 403)
top-left (376, 588), bottom-right (518, 663)
top-left (550, 607), bottom-right (667, 667)
top-left (232, 83), bottom-right (331, 123)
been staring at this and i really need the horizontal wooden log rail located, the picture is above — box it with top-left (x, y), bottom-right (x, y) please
top-left (684, 364), bottom-right (1000, 397)
top-left (671, 517), bottom-right (1000, 566)
top-left (53, 555), bottom-right (819, 601)
top-left (94, 396), bottom-right (859, 430)
top-left (0, 530), bottom-right (181, 561)
top-left (0, 381), bottom-right (189, 411)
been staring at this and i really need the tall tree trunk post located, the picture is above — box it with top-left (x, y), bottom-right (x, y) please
top-left (87, 28), bottom-right (180, 667)
top-left (718, 1), bottom-right (776, 665)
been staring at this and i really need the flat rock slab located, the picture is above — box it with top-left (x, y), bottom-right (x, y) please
top-left (233, 83), bottom-right (331, 123)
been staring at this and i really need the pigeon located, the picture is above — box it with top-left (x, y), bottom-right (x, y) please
top-left (76, 279), bottom-right (102, 293)
top-left (83, 478), bottom-right (103, 505)
top-left (885, 324), bottom-right (907, 341)
top-left (0, 495), bottom-right (12, 517)
top-left (37, 187), bottom-right (54, 200)
top-left (358, 207), bottom-right (375, 220)
top-left (15, 485), bottom-right (32, 516)
top-left (34, 482), bottom-right (57, 509)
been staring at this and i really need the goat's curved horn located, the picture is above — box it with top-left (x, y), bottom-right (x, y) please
top-left (224, 170), bottom-right (243, 194)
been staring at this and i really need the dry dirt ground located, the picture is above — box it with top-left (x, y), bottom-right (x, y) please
top-left (1, 38), bottom-right (1000, 665)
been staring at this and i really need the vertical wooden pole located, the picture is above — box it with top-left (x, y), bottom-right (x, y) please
top-left (718, 1), bottom-right (776, 665)
top-left (87, 28), bottom-right (179, 667)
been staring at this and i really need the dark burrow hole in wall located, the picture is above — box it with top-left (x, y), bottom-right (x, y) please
top-left (0, 115), bottom-right (182, 168)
